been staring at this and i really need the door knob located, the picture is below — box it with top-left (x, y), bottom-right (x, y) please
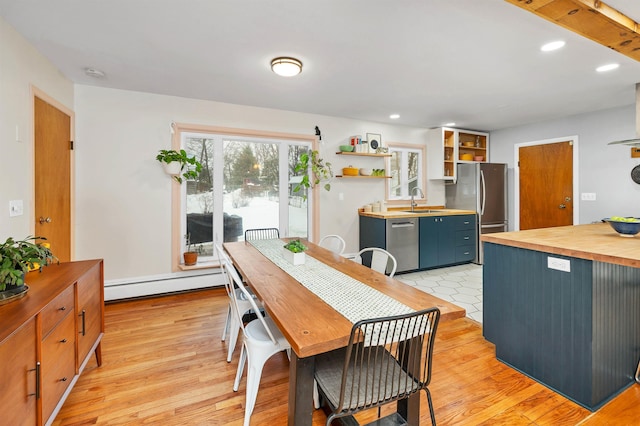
top-left (39, 216), bottom-right (51, 224)
top-left (559, 204), bottom-right (566, 209)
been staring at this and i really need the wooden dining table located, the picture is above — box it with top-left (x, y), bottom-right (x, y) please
top-left (223, 239), bottom-right (466, 426)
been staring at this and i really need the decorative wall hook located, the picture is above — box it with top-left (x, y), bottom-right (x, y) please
top-left (315, 126), bottom-right (322, 141)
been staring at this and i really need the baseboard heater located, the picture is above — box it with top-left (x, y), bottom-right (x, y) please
top-left (104, 269), bottom-right (226, 301)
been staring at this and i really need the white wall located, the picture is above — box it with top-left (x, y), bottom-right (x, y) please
top-left (74, 85), bottom-right (441, 281)
top-left (490, 104), bottom-right (639, 228)
top-left (0, 16), bottom-right (74, 241)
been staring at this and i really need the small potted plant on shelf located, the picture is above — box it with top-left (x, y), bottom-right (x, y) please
top-left (293, 150), bottom-right (333, 197)
top-left (156, 149), bottom-right (203, 184)
top-left (183, 233), bottom-right (198, 266)
top-left (283, 239), bottom-right (307, 265)
top-left (0, 236), bottom-right (57, 301)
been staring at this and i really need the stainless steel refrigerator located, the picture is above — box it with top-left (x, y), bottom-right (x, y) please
top-left (445, 163), bottom-right (508, 264)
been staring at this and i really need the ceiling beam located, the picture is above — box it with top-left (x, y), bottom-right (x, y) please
top-left (505, 0), bottom-right (640, 62)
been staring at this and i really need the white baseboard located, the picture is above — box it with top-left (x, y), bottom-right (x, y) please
top-left (104, 269), bottom-right (225, 301)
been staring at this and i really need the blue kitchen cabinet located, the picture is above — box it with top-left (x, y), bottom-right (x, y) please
top-left (419, 214), bottom-right (475, 269)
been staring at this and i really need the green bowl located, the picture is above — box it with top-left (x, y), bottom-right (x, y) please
top-left (339, 145), bottom-right (354, 152)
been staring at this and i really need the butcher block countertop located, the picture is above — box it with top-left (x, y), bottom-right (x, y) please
top-left (359, 207), bottom-right (476, 219)
top-left (481, 223), bottom-right (640, 268)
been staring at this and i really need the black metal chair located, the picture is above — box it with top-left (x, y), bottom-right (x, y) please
top-left (244, 227), bottom-right (280, 241)
top-left (314, 307), bottom-right (441, 426)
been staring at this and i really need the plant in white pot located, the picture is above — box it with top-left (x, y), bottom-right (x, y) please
top-left (283, 239), bottom-right (307, 265)
top-left (156, 149), bottom-right (203, 184)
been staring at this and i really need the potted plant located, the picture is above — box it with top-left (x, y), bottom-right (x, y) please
top-left (293, 150), bottom-right (333, 197)
top-left (156, 149), bottom-right (203, 184)
top-left (183, 233), bottom-right (198, 266)
top-left (0, 236), bottom-right (57, 298)
top-left (283, 239), bottom-right (307, 265)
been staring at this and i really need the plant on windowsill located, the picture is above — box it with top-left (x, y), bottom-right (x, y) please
top-left (283, 239), bottom-right (307, 265)
top-left (156, 149), bottom-right (203, 184)
top-left (0, 236), bottom-right (58, 302)
top-left (293, 150), bottom-right (333, 197)
top-left (183, 233), bottom-right (198, 266)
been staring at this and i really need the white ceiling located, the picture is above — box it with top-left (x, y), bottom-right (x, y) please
top-left (2, 0), bottom-right (640, 131)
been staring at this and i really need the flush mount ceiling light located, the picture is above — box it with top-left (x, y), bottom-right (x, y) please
top-left (271, 57), bottom-right (302, 77)
top-left (444, 122), bottom-right (456, 127)
top-left (541, 40), bottom-right (565, 52)
top-left (596, 63), bottom-right (619, 72)
top-left (84, 67), bottom-right (106, 78)
top-left (389, 114), bottom-right (400, 119)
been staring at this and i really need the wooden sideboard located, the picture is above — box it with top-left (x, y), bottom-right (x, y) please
top-left (0, 259), bottom-right (104, 426)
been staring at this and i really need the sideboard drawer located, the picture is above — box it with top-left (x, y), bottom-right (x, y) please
top-left (41, 285), bottom-right (75, 338)
top-left (41, 311), bottom-right (76, 421)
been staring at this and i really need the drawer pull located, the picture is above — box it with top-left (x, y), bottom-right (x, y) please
top-left (60, 338), bottom-right (67, 343)
top-left (79, 309), bottom-right (86, 336)
top-left (464, 221), bottom-right (470, 225)
top-left (464, 251), bottom-right (470, 255)
top-left (28, 361), bottom-right (41, 399)
top-left (59, 306), bottom-right (66, 311)
top-left (464, 236), bottom-right (470, 240)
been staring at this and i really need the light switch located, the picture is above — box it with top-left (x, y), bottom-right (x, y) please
top-left (9, 200), bottom-right (23, 217)
top-left (581, 193), bottom-right (596, 201)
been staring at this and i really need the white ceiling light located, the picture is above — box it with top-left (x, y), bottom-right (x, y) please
top-left (540, 40), bottom-right (565, 52)
top-left (271, 57), bottom-right (302, 77)
top-left (389, 114), bottom-right (400, 119)
top-left (444, 122), bottom-right (456, 127)
top-left (596, 63), bottom-right (619, 72)
top-left (84, 67), bottom-right (106, 78)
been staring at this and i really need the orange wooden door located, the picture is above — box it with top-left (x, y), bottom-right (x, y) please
top-left (519, 141), bottom-right (573, 230)
top-left (35, 96), bottom-right (71, 262)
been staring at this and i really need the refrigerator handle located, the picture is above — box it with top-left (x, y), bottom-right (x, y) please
top-left (480, 169), bottom-right (486, 216)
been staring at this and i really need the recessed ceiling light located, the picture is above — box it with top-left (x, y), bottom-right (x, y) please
top-left (596, 63), bottom-right (619, 72)
top-left (444, 122), bottom-right (456, 127)
top-left (389, 114), bottom-right (400, 119)
top-left (271, 57), bottom-right (303, 77)
top-left (540, 41), bottom-right (565, 52)
top-left (84, 67), bottom-right (106, 79)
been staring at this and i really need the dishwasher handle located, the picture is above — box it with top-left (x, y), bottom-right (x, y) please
top-left (390, 222), bottom-right (415, 228)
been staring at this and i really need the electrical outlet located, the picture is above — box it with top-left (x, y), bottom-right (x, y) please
top-left (581, 193), bottom-right (596, 201)
top-left (547, 256), bottom-right (570, 272)
top-left (9, 200), bottom-right (23, 217)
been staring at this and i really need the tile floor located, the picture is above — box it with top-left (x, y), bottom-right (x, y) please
top-left (397, 263), bottom-right (484, 323)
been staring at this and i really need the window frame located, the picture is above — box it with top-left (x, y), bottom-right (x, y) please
top-left (384, 142), bottom-right (427, 205)
top-left (170, 123), bottom-right (319, 271)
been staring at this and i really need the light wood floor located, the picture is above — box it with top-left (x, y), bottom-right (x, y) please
top-left (53, 288), bottom-right (640, 425)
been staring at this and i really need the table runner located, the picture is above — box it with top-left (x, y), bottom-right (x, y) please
top-left (249, 239), bottom-right (415, 326)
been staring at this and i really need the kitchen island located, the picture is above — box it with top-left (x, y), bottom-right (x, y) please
top-left (482, 223), bottom-right (640, 410)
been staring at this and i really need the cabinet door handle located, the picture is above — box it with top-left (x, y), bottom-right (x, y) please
top-left (464, 221), bottom-right (470, 225)
top-left (79, 309), bottom-right (86, 336)
top-left (60, 338), bottom-right (67, 343)
top-left (60, 377), bottom-right (68, 382)
top-left (28, 361), bottom-right (41, 399)
top-left (58, 306), bottom-right (66, 311)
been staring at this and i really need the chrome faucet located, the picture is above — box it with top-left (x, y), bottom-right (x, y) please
top-left (410, 187), bottom-right (424, 212)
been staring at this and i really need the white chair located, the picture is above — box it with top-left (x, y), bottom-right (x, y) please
top-left (216, 245), bottom-right (262, 363)
top-left (222, 255), bottom-right (291, 426)
top-left (355, 247), bottom-right (398, 277)
top-left (318, 234), bottom-right (346, 255)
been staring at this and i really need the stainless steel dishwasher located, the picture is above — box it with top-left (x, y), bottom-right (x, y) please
top-left (386, 218), bottom-right (419, 273)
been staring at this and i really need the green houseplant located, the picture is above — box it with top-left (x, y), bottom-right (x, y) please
top-left (283, 239), bottom-right (307, 265)
top-left (183, 233), bottom-right (198, 266)
top-left (293, 150), bottom-right (333, 196)
top-left (0, 236), bottom-right (57, 291)
top-left (156, 149), bottom-right (203, 184)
